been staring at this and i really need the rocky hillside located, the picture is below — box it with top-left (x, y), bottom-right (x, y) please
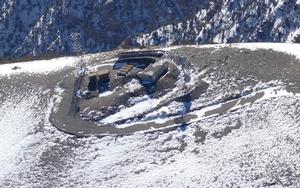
top-left (0, 0), bottom-right (300, 58)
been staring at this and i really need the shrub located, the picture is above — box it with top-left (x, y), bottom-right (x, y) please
top-left (293, 34), bottom-right (300, 43)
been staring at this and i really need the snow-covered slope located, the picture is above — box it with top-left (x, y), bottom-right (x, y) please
top-left (0, 0), bottom-right (300, 58)
top-left (1, 43), bottom-right (300, 187)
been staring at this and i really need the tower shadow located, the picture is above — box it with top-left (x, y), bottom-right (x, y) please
top-left (179, 93), bottom-right (191, 131)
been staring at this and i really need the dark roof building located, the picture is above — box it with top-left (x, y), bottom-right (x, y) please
top-left (118, 50), bottom-right (164, 59)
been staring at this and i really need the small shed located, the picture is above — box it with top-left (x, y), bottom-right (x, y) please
top-left (138, 61), bottom-right (168, 83)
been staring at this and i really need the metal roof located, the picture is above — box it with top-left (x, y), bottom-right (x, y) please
top-left (88, 69), bottom-right (110, 77)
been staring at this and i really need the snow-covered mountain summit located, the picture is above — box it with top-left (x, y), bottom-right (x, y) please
top-left (1, 43), bottom-right (300, 187)
top-left (0, 0), bottom-right (300, 58)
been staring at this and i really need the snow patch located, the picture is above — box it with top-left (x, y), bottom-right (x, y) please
top-left (99, 91), bottom-right (113, 97)
top-left (0, 57), bottom-right (77, 76)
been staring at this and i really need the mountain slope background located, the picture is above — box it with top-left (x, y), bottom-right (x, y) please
top-left (0, 0), bottom-right (300, 58)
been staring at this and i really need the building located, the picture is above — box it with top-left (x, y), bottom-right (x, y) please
top-left (88, 69), bottom-right (110, 93)
top-left (138, 61), bottom-right (168, 83)
top-left (118, 50), bottom-right (164, 59)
